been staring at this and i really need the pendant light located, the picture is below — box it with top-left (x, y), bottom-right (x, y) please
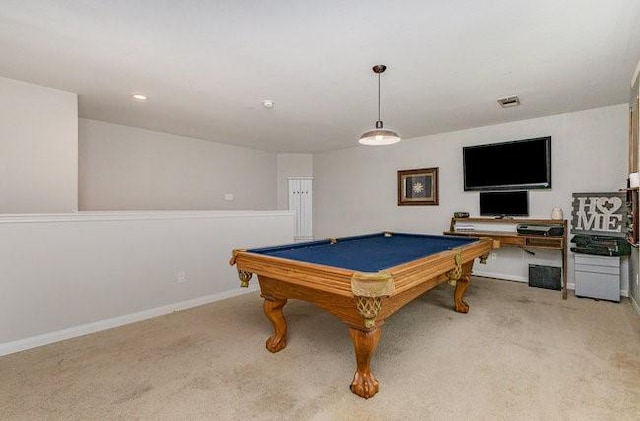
top-left (359, 64), bottom-right (401, 146)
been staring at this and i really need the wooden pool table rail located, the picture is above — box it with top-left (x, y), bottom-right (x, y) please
top-left (230, 239), bottom-right (490, 299)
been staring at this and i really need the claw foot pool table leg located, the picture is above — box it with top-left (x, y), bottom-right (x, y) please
top-left (348, 326), bottom-right (381, 399)
top-left (263, 296), bottom-right (288, 353)
top-left (453, 271), bottom-right (471, 313)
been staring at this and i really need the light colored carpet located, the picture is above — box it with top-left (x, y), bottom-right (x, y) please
top-left (1, 277), bottom-right (639, 420)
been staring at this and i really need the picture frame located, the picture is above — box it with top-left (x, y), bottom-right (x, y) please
top-left (397, 167), bottom-right (439, 206)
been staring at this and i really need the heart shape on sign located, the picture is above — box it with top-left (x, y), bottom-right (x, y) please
top-left (595, 197), bottom-right (622, 215)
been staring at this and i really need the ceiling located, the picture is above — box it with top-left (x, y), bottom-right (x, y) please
top-left (2, 1), bottom-right (640, 153)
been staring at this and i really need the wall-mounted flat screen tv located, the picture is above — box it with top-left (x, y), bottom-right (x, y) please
top-left (463, 136), bottom-right (551, 191)
top-left (480, 191), bottom-right (529, 217)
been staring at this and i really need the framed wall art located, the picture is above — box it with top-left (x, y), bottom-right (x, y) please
top-left (397, 167), bottom-right (439, 206)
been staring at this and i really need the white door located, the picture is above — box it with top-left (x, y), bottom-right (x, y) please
top-left (288, 177), bottom-right (313, 241)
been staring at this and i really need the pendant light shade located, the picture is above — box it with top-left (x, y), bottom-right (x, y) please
top-left (359, 64), bottom-right (400, 146)
top-left (359, 123), bottom-right (401, 146)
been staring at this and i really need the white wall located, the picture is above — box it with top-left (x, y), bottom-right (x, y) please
top-left (276, 153), bottom-right (313, 210)
top-left (79, 119), bottom-right (277, 211)
top-left (314, 104), bottom-right (629, 290)
top-left (630, 59), bottom-right (640, 311)
top-left (0, 76), bottom-right (78, 213)
top-left (0, 211), bottom-right (294, 356)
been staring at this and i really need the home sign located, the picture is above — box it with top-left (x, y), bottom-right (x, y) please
top-left (570, 192), bottom-right (629, 238)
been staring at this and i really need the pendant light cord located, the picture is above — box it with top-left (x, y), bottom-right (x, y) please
top-left (377, 72), bottom-right (381, 122)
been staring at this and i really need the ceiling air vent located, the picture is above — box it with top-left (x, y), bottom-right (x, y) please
top-left (497, 95), bottom-right (520, 108)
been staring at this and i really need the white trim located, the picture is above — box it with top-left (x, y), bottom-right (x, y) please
top-left (475, 269), bottom-right (632, 297)
top-left (0, 285), bottom-right (259, 357)
top-left (631, 294), bottom-right (640, 314)
top-left (473, 270), bottom-right (527, 283)
top-left (473, 270), bottom-right (577, 291)
top-left (0, 210), bottom-right (294, 224)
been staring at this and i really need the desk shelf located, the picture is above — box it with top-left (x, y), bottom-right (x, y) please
top-left (445, 217), bottom-right (568, 299)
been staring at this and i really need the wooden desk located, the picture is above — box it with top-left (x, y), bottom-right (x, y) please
top-left (445, 217), bottom-right (568, 299)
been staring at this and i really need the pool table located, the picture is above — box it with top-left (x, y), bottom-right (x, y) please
top-left (230, 232), bottom-right (492, 398)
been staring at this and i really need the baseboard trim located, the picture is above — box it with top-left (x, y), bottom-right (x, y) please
top-left (631, 294), bottom-right (640, 314)
top-left (473, 271), bottom-right (576, 291)
top-left (0, 285), bottom-right (259, 357)
top-left (4, 276), bottom-right (626, 357)
top-left (473, 271), bottom-right (527, 283)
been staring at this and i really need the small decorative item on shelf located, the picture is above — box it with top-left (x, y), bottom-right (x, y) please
top-left (551, 207), bottom-right (563, 220)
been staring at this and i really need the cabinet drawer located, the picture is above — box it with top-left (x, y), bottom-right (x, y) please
top-left (575, 264), bottom-right (620, 275)
top-left (499, 236), bottom-right (526, 246)
top-left (574, 255), bottom-right (620, 267)
top-left (574, 271), bottom-right (620, 301)
top-left (525, 237), bottom-right (562, 248)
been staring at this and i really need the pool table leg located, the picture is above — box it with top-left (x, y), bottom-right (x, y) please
top-left (453, 265), bottom-right (473, 313)
top-left (348, 327), bottom-right (381, 399)
top-left (263, 296), bottom-right (288, 353)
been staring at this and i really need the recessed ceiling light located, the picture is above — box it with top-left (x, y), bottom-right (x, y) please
top-left (262, 99), bottom-right (274, 109)
top-left (132, 93), bottom-right (148, 102)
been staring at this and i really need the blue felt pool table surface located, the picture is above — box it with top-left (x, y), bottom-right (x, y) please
top-left (248, 232), bottom-right (478, 273)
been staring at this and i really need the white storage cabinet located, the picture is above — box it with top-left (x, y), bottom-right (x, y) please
top-left (574, 254), bottom-right (621, 302)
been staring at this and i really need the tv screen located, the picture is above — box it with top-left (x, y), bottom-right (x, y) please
top-left (480, 191), bottom-right (529, 217)
top-left (463, 136), bottom-right (551, 191)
